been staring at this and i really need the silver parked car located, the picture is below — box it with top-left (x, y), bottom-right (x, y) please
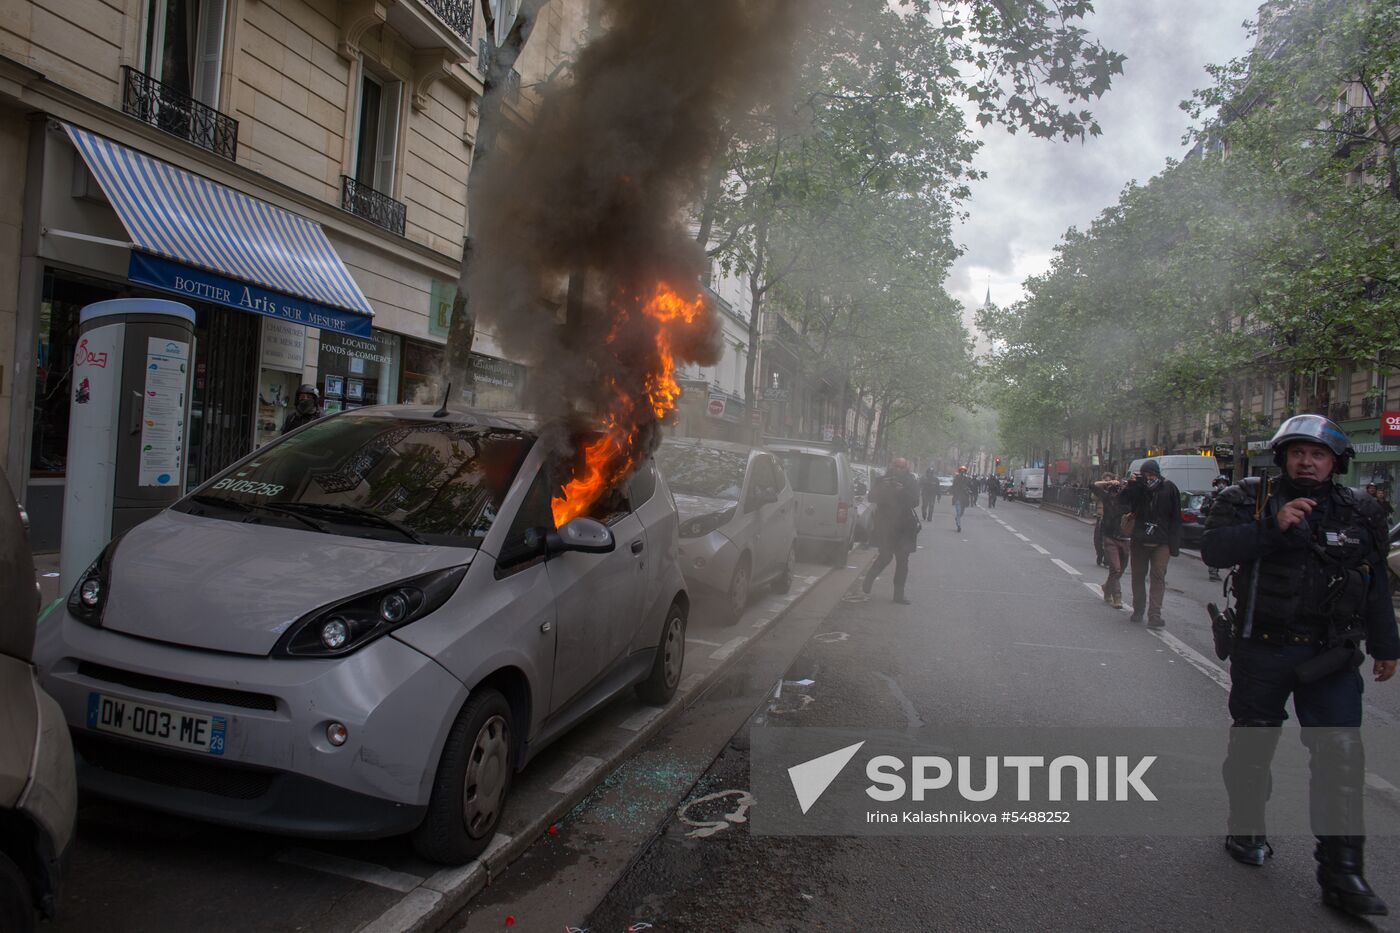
top-left (35, 406), bottom-right (688, 864)
top-left (654, 438), bottom-right (797, 623)
top-left (770, 441), bottom-right (856, 566)
top-left (1, 466), bottom-right (76, 933)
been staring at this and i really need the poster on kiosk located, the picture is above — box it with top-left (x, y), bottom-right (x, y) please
top-left (60, 299), bottom-right (196, 592)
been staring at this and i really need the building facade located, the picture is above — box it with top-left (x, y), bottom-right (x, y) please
top-left (0, 0), bottom-right (585, 551)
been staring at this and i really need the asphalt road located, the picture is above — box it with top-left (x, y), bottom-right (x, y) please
top-left (555, 499), bottom-right (1400, 932)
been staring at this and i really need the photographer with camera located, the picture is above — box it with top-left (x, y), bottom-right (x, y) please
top-left (1121, 459), bottom-right (1182, 628)
top-left (1202, 415), bottom-right (1397, 916)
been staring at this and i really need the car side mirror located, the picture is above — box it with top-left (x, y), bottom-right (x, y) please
top-left (538, 517), bottom-right (615, 555)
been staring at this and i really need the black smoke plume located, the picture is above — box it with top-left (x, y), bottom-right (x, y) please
top-left (466, 0), bottom-right (803, 462)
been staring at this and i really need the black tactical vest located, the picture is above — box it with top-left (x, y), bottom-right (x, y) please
top-left (1237, 482), bottom-right (1374, 642)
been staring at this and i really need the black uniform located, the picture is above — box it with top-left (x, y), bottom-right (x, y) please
top-left (1203, 476), bottom-right (1398, 904)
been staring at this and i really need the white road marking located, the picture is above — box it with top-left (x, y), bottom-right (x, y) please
top-left (1015, 533), bottom-right (1031, 542)
top-left (1148, 629), bottom-right (1232, 690)
top-left (685, 637), bottom-right (725, 647)
top-left (550, 756), bottom-right (605, 795)
top-left (276, 849), bottom-right (424, 893)
top-left (1051, 558), bottom-right (1081, 576)
top-left (619, 706), bottom-right (664, 732)
top-left (1083, 582), bottom-right (1105, 598)
top-left (1012, 641), bottom-right (1126, 654)
top-left (678, 672), bottom-right (706, 695)
top-left (1003, 526), bottom-right (1017, 533)
top-left (1031, 543), bottom-right (1050, 555)
top-left (710, 636), bottom-right (749, 660)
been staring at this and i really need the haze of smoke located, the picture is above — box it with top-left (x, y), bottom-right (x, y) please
top-left (466, 0), bottom-right (805, 455)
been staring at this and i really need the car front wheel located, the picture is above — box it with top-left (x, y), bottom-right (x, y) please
top-left (413, 688), bottom-right (514, 864)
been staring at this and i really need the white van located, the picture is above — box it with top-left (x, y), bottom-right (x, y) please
top-left (1127, 455), bottom-right (1220, 494)
top-left (1012, 468), bottom-right (1044, 501)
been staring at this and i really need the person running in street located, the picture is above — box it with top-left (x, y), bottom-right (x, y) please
top-left (860, 458), bottom-right (921, 604)
top-left (1122, 459), bottom-right (1182, 628)
top-left (920, 465), bottom-right (939, 521)
top-left (1091, 472), bottom-right (1129, 608)
top-left (950, 466), bottom-right (973, 533)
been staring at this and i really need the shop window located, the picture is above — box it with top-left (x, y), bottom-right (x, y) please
top-left (353, 69), bottom-right (402, 197)
top-left (142, 0), bottom-right (227, 107)
top-left (399, 338), bottom-right (445, 407)
top-left (318, 330), bottom-right (401, 413)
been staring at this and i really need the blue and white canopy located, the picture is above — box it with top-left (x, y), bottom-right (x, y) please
top-left (64, 124), bottom-right (374, 337)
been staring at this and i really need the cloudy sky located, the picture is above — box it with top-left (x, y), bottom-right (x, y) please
top-left (949, 0), bottom-right (1263, 334)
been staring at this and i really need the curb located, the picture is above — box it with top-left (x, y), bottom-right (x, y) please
top-left (354, 558), bottom-right (849, 933)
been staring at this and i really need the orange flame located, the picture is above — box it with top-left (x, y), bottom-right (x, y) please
top-left (551, 282), bottom-right (706, 526)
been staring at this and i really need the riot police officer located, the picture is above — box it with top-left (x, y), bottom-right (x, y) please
top-left (1206, 474), bottom-right (1230, 582)
top-left (1202, 415), bottom-right (1398, 917)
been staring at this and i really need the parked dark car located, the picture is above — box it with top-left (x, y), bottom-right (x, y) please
top-left (1180, 491), bottom-right (1210, 549)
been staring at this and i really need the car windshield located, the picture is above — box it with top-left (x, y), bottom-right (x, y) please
top-left (655, 444), bottom-right (748, 501)
top-left (776, 451), bottom-right (839, 495)
top-left (177, 415), bottom-right (533, 547)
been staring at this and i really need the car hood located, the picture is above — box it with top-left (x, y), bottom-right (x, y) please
top-left (672, 493), bottom-right (739, 523)
top-left (99, 510), bottom-right (474, 656)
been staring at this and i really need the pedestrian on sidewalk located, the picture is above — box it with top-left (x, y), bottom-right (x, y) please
top-left (950, 466), bottom-right (973, 533)
top-left (1091, 472), bottom-right (1129, 608)
top-left (1202, 414), bottom-right (1396, 917)
top-left (1123, 459), bottom-right (1182, 628)
top-left (862, 457), bottom-right (921, 604)
top-left (920, 464), bottom-right (939, 521)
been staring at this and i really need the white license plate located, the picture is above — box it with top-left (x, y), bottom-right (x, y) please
top-left (86, 692), bottom-right (226, 755)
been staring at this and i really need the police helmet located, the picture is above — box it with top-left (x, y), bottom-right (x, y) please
top-left (296, 383), bottom-right (319, 400)
top-left (1212, 474), bottom-right (1230, 487)
top-left (1268, 414), bottom-right (1353, 472)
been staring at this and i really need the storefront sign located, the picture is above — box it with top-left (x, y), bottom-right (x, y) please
top-left (130, 252), bottom-right (373, 337)
top-left (1053, 459), bottom-right (1070, 474)
top-left (318, 331), bottom-right (400, 408)
top-left (429, 280), bottom-right (455, 338)
top-left (139, 337), bottom-right (189, 487)
top-left (260, 319), bottom-right (305, 373)
top-left (1382, 411), bottom-right (1400, 445)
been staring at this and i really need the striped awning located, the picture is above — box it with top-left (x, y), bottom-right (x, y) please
top-left (64, 124), bottom-right (374, 336)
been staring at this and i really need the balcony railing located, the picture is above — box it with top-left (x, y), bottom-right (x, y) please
top-left (1361, 395), bottom-right (1385, 418)
top-left (424, 0), bottom-right (472, 43)
top-left (122, 66), bottom-right (238, 160)
top-left (341, 175), bottom-right (406, 235)
top-left (1329, 401), bottom-right (1353, 422)
top-left (1333, 107), bottom-right (1369, 155)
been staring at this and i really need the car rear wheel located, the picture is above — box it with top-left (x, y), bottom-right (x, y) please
top-left (637, 603), bottom-right (686, 705)
top-left (412, 688), bottom-right (514, 864)
top-left (0, 850), bottom-right (34, 933)
top-left (772, 546), bottom-right (795, 594)
top-left (723, 557), bottom-right (751, 625)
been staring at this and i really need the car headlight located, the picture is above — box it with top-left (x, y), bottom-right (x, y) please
top-left (67, 537), bottom-right (123, 627)
top-left (273, 566), bottom-right (467, 658)
top-left (679, 507), bottom-right (736, 539)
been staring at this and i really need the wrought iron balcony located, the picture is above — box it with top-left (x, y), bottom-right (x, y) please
top-left (122, 66), bottom-right (238, 160)
top-left (1329, 401), bottom-right (1352, 422)
top-left (341, 175), bottom-right (406, 235)
top-left (424, 0), bottom-right (472, 43)
top-left (1361, 395), bottom-right (1384, 418)
top-left (1333, 107), bottom-right (1369, 155)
